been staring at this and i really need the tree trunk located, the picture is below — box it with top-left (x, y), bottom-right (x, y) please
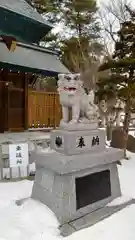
top-left (105, 113), bottom-right (113, 142)
top-left (106, 123), bottom-right (112, 141)
top-left (123, 100), bottom-right (131, 159)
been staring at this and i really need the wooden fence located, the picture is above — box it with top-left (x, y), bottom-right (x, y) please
top-left (28, 90), bottom-right (62, 128)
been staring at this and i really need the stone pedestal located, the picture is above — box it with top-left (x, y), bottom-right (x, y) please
top-left (31, 127), bottom-right (124, 226)
top-left (50, 127), bottom-right (105, 155)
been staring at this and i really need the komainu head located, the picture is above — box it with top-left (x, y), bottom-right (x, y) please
top-left (57, 73), bottom-right (83, 95)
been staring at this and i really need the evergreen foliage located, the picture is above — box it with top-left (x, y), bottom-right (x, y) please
top-left (31, 0), bottom-right (103, 73)
top-left (97, 5), bottom-right (135, 157)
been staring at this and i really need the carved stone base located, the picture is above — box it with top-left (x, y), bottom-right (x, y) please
top-left (30, 122), bottom-right (124, 232)
top-left (31, 151), bottom-right (122, 225)
top-left (50, 128), bottom-right (105, 155)
top-left (59, 122), bottom-right (98, 131)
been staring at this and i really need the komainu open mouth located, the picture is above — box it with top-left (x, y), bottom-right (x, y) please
top-left (64, 87), bottom-right (77, 91)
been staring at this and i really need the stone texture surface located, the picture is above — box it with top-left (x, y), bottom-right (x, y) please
top-left (30, 147), bottom-right (124, 174)
top-left (57, 74), bottom-right (98, 126)
top-left (60, 199), bottom-right (135, 236)
top-left (31, 127), bottom-right (123, 228)
top-left (32, 161), bottom-right (121, 225)
top-left (50, 128), bottom-right (105, 155)
top-left (58, 123), bottom-right (98, 131)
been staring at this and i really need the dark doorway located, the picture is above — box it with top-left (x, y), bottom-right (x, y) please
top-left (0, 79), bottom-right (6, 133)
top-left (0, 71), bottom-right (28, 133)
top-left (7, 73), bottom-right (26, 131)
top-left (75, 170), bottom-right (111, 210)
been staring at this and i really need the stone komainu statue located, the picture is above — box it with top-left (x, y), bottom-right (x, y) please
top-left (57, 73), bottom-right (98, 127)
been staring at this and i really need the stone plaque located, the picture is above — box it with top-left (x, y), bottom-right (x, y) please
top-left (76, 135), bottom-right (100, 149)
top-left (75, 170), bottom-right (111, 210)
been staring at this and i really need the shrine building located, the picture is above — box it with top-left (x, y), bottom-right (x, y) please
top-left (0, 0), bottom-right (69, 133)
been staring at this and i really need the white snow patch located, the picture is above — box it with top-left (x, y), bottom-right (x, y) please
top-left (107, 196), bottom-right (132, 207)
top-left (0, 181), bottom-right (60, 240)
top-left (0, 180), bottom-right (33, 207)
top-left (67, 204), bottom-right (135, 240)
top-left (0, 151), bottom-right (135, 239)
top-left (39, 147), bottom-right (56, 153)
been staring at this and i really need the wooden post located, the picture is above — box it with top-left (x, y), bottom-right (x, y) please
top-left (24, 73), bottom-right (28, 130)
top-left (3, 70), bottom-right (9, 131)
top-left (0, 70), bottom-right (7, 133)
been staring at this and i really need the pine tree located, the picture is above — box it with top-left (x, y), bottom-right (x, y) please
top-left (62, 0), bottom-right (99, 37)
top-left (32, 0), bottom-right (103, 77)
top-left (60, 0), bottom-right (103, 75)
top-left (27, 0), bottom-right (63, 51)
top-left (30, 0), bottom-right (62, 23)
top-left (98, 5), bottom-right (135, 158)
top-left (30, 0), bottom-right (103, 93)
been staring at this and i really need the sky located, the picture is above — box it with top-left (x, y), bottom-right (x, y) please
top-left (99, 0), bottom-right (134, 6)
top-left (51, 0), bottom-right (135, 54)
top-left (98, 0), bottom-right (135, 52)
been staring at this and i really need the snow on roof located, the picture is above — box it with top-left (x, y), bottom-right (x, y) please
top-left (0, 0), bottom-right (52, 27)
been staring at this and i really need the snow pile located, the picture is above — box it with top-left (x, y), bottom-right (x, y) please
top-left (107, 196), bottom-right (132, 207)
top-left (0, 152), bottom-right (135, 240)
top-left (0, 180), bottom-right (33, 207)
top-left (0, 181), bottom-right (60, 240)
top-left (68, 204), bottom-right (135, 240)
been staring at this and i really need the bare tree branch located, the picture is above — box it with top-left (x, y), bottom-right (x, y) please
top-left (98, 0), bottom-right (131, 54)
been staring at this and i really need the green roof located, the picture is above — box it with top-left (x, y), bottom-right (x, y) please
top-left (0, 0), bottom-right (52, 43)
top-left (0, 40), bottom-right (70, 76)
top-left (0, 0), bottom-right (52, 26)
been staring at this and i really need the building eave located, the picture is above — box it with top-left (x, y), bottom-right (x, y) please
top-left (0, 40), bottom-right (70, 76)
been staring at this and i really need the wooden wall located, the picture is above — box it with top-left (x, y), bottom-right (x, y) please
top-left (0, 71), bottom-right (28, 133)
top-left (7, 72), bottom-right (28, 131)
top-left (28, 90), bottom-right (62, 128)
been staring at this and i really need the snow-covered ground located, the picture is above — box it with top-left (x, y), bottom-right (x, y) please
top-left (0, 152), bottom-right (135, 240)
